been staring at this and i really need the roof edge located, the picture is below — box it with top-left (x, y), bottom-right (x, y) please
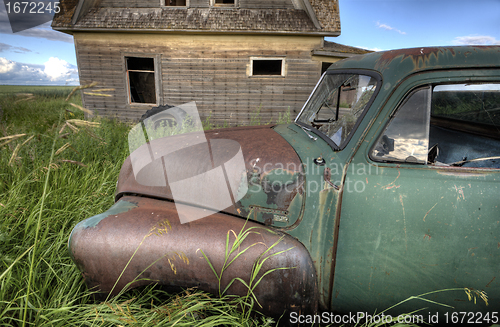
top-left (300, 0), bottom-right (322, 30)
top-left (52, 26), bottom-right (341, 37)
top-left (312, 50), bottom-right (364, 59)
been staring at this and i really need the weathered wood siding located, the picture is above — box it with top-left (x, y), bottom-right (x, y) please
top-left (75, 33), bottom-right (322, 124)
top-left (98, 0), bottom-right (295, 8)
top-left (240, 0), bottom-right (294, 9)
top-left (190, 0), bottom-right (209, 7)
top-left (99, 0), bottom-right (159, 7)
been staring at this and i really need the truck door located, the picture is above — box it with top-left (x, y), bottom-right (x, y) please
top-left (332, 70), bottom-right (500, 315)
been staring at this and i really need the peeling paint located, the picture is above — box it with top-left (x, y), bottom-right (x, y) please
top-left (422, 203), bottom-right (438, 222)
top-left (382, 169), bottom-right (400, 190)
top-left (399, 194), bottom-right (407, 251)
top-left (77, 200), bottom-right (138, 229)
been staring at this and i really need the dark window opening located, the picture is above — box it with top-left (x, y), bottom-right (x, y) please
top-left (252, 59), bottom-right (283, 76)
top-left (165, 0), bottom-right (186, 5)
top-left (126, 57), bottom-right (157, 104)
top-left (321, 62), bottom-right (332, 75)
top-left (215, 0), bottom-right (234, 4)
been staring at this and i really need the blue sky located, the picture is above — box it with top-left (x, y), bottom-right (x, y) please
top-left (331, 0), bottom-right (500, 51)
top-left (0, 0), bottom-right (499, 85)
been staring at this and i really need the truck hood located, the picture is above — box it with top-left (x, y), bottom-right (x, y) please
top-left (117, 124), bottom-right (305, 227)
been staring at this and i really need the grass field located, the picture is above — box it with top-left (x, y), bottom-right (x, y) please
top-left (0, 85), bottom-right (76, 98)
top-left (0, 86), bottom-right (283, 327)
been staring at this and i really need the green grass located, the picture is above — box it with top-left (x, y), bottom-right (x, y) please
top-left (0, 85), bottom-right (76, 97)
top-left (0, 87), bottom-right (293, 327)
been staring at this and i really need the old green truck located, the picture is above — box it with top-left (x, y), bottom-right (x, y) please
top-left (69, 46), bottom-right (500, 323)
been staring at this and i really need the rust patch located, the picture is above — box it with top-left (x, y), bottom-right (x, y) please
top-left (116, 125), bottom-right (303, 218)
top-left (323, 167), bottom-right (339, 190)
top-left (375, 47), bottom-right (456, 71)
top-left (69, 195), bottom-right (319, 318)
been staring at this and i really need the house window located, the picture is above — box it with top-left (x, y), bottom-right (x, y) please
top-left (213, 0), bottom-right (235, 6)
top-left (165, 0), bottom-right (186, 6)
top-left (126, 57), bottom-right (157, 104)
top-left (250, 58), bottom-right (285, 76)
top-left (321, 62), bottom-right (332, 75)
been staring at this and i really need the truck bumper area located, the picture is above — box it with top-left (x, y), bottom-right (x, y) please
top-left (69, 195), bottom-right (318, 318)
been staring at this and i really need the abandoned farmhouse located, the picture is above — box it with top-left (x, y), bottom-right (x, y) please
top-left (52, 0), bottom-right (369, 124)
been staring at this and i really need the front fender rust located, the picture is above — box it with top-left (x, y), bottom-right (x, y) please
top-left (69, 195), bottom-right (318, 318)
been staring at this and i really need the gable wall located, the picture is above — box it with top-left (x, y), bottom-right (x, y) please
top-left (240, 0), bottom-right (294, 9)
top-left (99, 0), bottom-right (158, 8)
top-left (97, 0), bottom-right (295, 8)
top-left (74, 32), bottom-right (322, 124)
top-left (190, 0), bottom-right (209, 7)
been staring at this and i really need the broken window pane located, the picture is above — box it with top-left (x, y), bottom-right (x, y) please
top-left (296, 73), bottom-right (378, 148)
top-left (126, 57), bottom-right (157, 104)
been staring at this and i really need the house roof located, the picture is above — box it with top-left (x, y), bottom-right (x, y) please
top-left (313, 40), bottom-right (372, 58)
top-left (52, 0), bottom-right (340, 36)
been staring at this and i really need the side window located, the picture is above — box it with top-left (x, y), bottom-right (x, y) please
top-left (372, 83), bottom-right (500, 168)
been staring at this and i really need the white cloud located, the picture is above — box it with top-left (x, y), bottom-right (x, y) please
top-left (44, 57), bottom-right (77, 81)
top-left (0, 42), bottom-right (32, 53)
top-left (376, 21), bottom-right (406, 35)
top-left (453, 35), bottom-right (500, 46)
top-left (0, 57), bottom-right (79, 85)
top-left (358, 46), bottom-right (384, 52)
top-left (0, 57), bottom-right (17, 74)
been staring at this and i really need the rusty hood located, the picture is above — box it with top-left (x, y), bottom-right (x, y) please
top-left (117, 124), bottom-right (305, 227)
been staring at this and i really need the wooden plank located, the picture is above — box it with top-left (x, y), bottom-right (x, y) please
top-left (99, 0), bottom-right (160, 7)
top-left (240, 0), bottom-right (294, 9)
top-left (189, 0), bottom-right (209, 7)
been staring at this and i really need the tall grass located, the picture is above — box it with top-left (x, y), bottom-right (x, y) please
top-left (0, 88), bottom-right (296, 326)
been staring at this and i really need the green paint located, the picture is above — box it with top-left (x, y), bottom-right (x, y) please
top-left (78, 200), bottom-right (138, 229)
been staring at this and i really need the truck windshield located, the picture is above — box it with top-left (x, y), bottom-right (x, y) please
top-left (296, 73), bottom-right (379, 148)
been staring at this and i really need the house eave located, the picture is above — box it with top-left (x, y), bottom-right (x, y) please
top-left (52, 26), bottom-right (341, 37)
top-left (312, 50), bottom-right (364, 58)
